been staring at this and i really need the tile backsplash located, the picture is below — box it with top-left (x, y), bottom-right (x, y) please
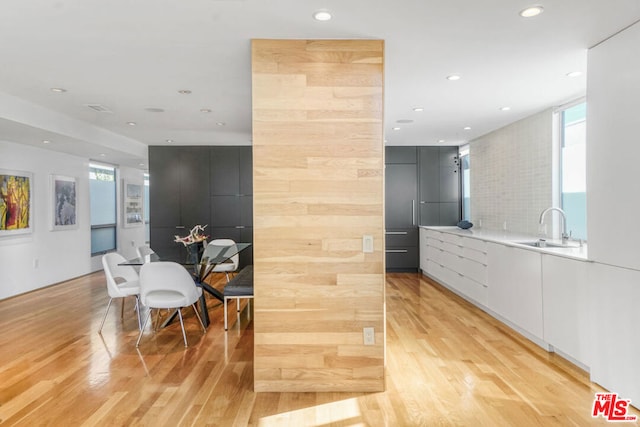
top-left (470, 109), bottom-right (553, 236)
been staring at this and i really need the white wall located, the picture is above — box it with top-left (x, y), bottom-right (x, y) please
top-left (469, 109), bottom-right (554, 235)
top-left (586, 20), bottom-right (640, 271)
top-left (0, 140), bottom-right (145, 299)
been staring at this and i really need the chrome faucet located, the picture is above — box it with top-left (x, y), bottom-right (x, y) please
top-left (539, 207), bottom-right (569, 244)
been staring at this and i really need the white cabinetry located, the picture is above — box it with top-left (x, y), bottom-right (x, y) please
top-left (589, 263), bottom-right (640, 407)
top-left (541, 255), bottom-right (590, 367)
top-left (421, 228), bottom-right (488, 306)
top-left (487, 242), bottom-right (543, 340)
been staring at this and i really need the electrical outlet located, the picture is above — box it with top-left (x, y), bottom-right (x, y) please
top-left (363, 327), bottom-right (375, 345)
top-left (362, 235), bottom-right (374, 253)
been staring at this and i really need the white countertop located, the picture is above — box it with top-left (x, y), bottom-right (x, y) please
top-left (421, 226), bottom-right (589, 261)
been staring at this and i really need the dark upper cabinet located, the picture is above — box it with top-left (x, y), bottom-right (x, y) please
top-left (419, 147), bottom-right (440, 203)
top-left (439, 146), bottom-right (460, 204)
top-left (210, 146), bottom-right (253, 196)
top-left (150, 145), bottom-right (253, 265)
top-left (417, 146), bottom-right (460, 226)
top-left (149, 146), bottom-right (210, 229)
top-left (180, 147), bottom-right (211, 227)
top-left (149, 147), bottom-right (181, 227)
top-left (385, 146), bottom-right (417, 164)
top-left (210, 147), bottom-right (240, 195)
top-left (239, 147), bottom-right (253, 195)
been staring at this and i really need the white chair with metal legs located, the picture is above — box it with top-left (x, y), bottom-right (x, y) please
top-left (99, 253), bottom-right (142, 333)
top-left (202, 239), bottom-right (239, 283)
top-left (136, 261), bottom-right (206, 348)
top-left (136, 245), bottom-right (155, 259)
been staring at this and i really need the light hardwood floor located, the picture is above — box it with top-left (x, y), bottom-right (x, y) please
top-left (0, 272), bottom-right (637, 426)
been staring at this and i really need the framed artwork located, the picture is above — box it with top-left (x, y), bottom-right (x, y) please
top-left (51, 175), bottom-right (78, 230)
top-left (0, 169), bottom-right (33, 236)
top-left (123, 180), bottom-right (143, 227)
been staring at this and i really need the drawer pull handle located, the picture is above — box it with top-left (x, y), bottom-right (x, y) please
top-left (386, 249), bottom-right (408, 253)
top-left (386, 231), bottom-right (408, 235)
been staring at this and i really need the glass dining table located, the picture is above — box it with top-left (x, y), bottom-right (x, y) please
top-left (120, 242), bottom-right (251, 328)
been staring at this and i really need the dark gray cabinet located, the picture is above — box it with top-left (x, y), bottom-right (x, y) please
top-left (209, 146), bottom-right (253, 267)
top-left (149, 146), bottom-right (253, 267)
top-left (149, 146), bottom-right (210, 260)
top-left (385, 147), bottom-right (418, 272)
top-left (385, 146), bottom-right (461, 272)
top-left (418, 146), bottom-right (460, 226)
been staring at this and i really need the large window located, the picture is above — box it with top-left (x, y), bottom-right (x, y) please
top-left (144, 172), bottom-right (150, 243)
top-left (90, 163), bottom-right (117, 255)
top-left (560, 101), bottom-right (587, 240)
top-left (459, 145), bottom-right (470, 221)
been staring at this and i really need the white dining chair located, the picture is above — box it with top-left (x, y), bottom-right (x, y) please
top-left (136, 262), bottom-right (206, 348)
top-left (99, 253), bottom-right (142, 333)
top-left (136, 245), bottom-right (155, 259)
top-left (202, 239), bottom-right (239, 282)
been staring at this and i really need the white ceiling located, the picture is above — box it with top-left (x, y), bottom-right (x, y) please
top-left (1, 0), bottom-right (639, 169)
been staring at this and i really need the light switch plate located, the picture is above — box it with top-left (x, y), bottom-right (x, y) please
top-left (363, 327), bottom-right (375, 345)
top-left (362, 235), bottom-right (374, 253)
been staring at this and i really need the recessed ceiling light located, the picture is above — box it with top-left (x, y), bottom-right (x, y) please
top-left (313, 10), bottom-right (332, 21)
top-left (126, 121), bottom-right (137, 126)
top-left (500, 106), bottom-right (511, 111)
top-left (446, 74), bottom-right (461, 81)
top-left (566, 71), bottom-right (582, 78)
top-left (413, 107), bottom-right (424, 112)
top-left (50, 87), bottom-right (67, 93)
top-left (166, 139), bottom-right (174, 143)
top-left (42, 140), bottom-right (51, 144)
top-left (520, 6), bottom-right (544, 18)
top-left (438, 139), bottom-right (445, 143)
top-left (99, 153), bottom-right (106, 157)
top-left (392, 127), bottom-right (401, 131)
top-left (216, 122), bottom-right (226, 126)
top-left (200, 108), bottom-right (212, 113)
top-left (463, 126), bottom-right (471, 130)
top-left (145, 108), bottom-right (165, 113)
top-left (178, 89), bottom-right (192, 94)
top-left (139, 163), bottom-right (145, 167)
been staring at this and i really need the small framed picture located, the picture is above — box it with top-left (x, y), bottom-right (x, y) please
top-left (123, 180), bottom-right (143, 227)
top-left (51, 175), bottom-right (78, 230)
top-left (0, 169), bottom-right (33, 236)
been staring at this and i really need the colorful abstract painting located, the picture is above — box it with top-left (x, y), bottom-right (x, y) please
top-left (0, 170), bottom-right (32, 235)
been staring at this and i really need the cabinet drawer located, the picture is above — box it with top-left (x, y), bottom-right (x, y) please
top-left (440, 232), bottom-right (462, 245)
top-left (460, 236), bottom-right (487, 253)
top-left (426, 247), bottom-right (443, 265)
top-left (424, 229), bottom-right (442, 240)
top-left (460, 258), bottom-right (488, 285)
top-left (385, 229), bottom-right (418, 247)
top-left (449, 272), bottom-right (488, 306)
top-left (426, 260), bottom-right (446, 282)
top-left (386, 246), bottom-right (419, 271)
top-left (462, 246), bottom-right (487, 265)
top-left (442, 241), bottom-right (463, 256)
top-left (426, 237), bottom-right (444, 250)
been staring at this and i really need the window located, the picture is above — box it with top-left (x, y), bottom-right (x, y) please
top-left (459, 145), bottom-right (470, 221)
top-left (90, 163), bottom-right (117, 255)
top-left (144, 172), bottom-right (150, 243)
top-left (560, 101), bottom-right (587, 240)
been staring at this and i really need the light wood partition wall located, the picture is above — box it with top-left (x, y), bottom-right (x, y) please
top-left (252, 39), bottom-right (385, 392)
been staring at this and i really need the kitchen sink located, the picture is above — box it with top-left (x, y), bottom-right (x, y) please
top-left (515, 240), bottom-right (579, 249)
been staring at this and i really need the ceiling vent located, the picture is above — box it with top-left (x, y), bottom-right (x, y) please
top-left (85, 104), bottom-right (113, 113)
